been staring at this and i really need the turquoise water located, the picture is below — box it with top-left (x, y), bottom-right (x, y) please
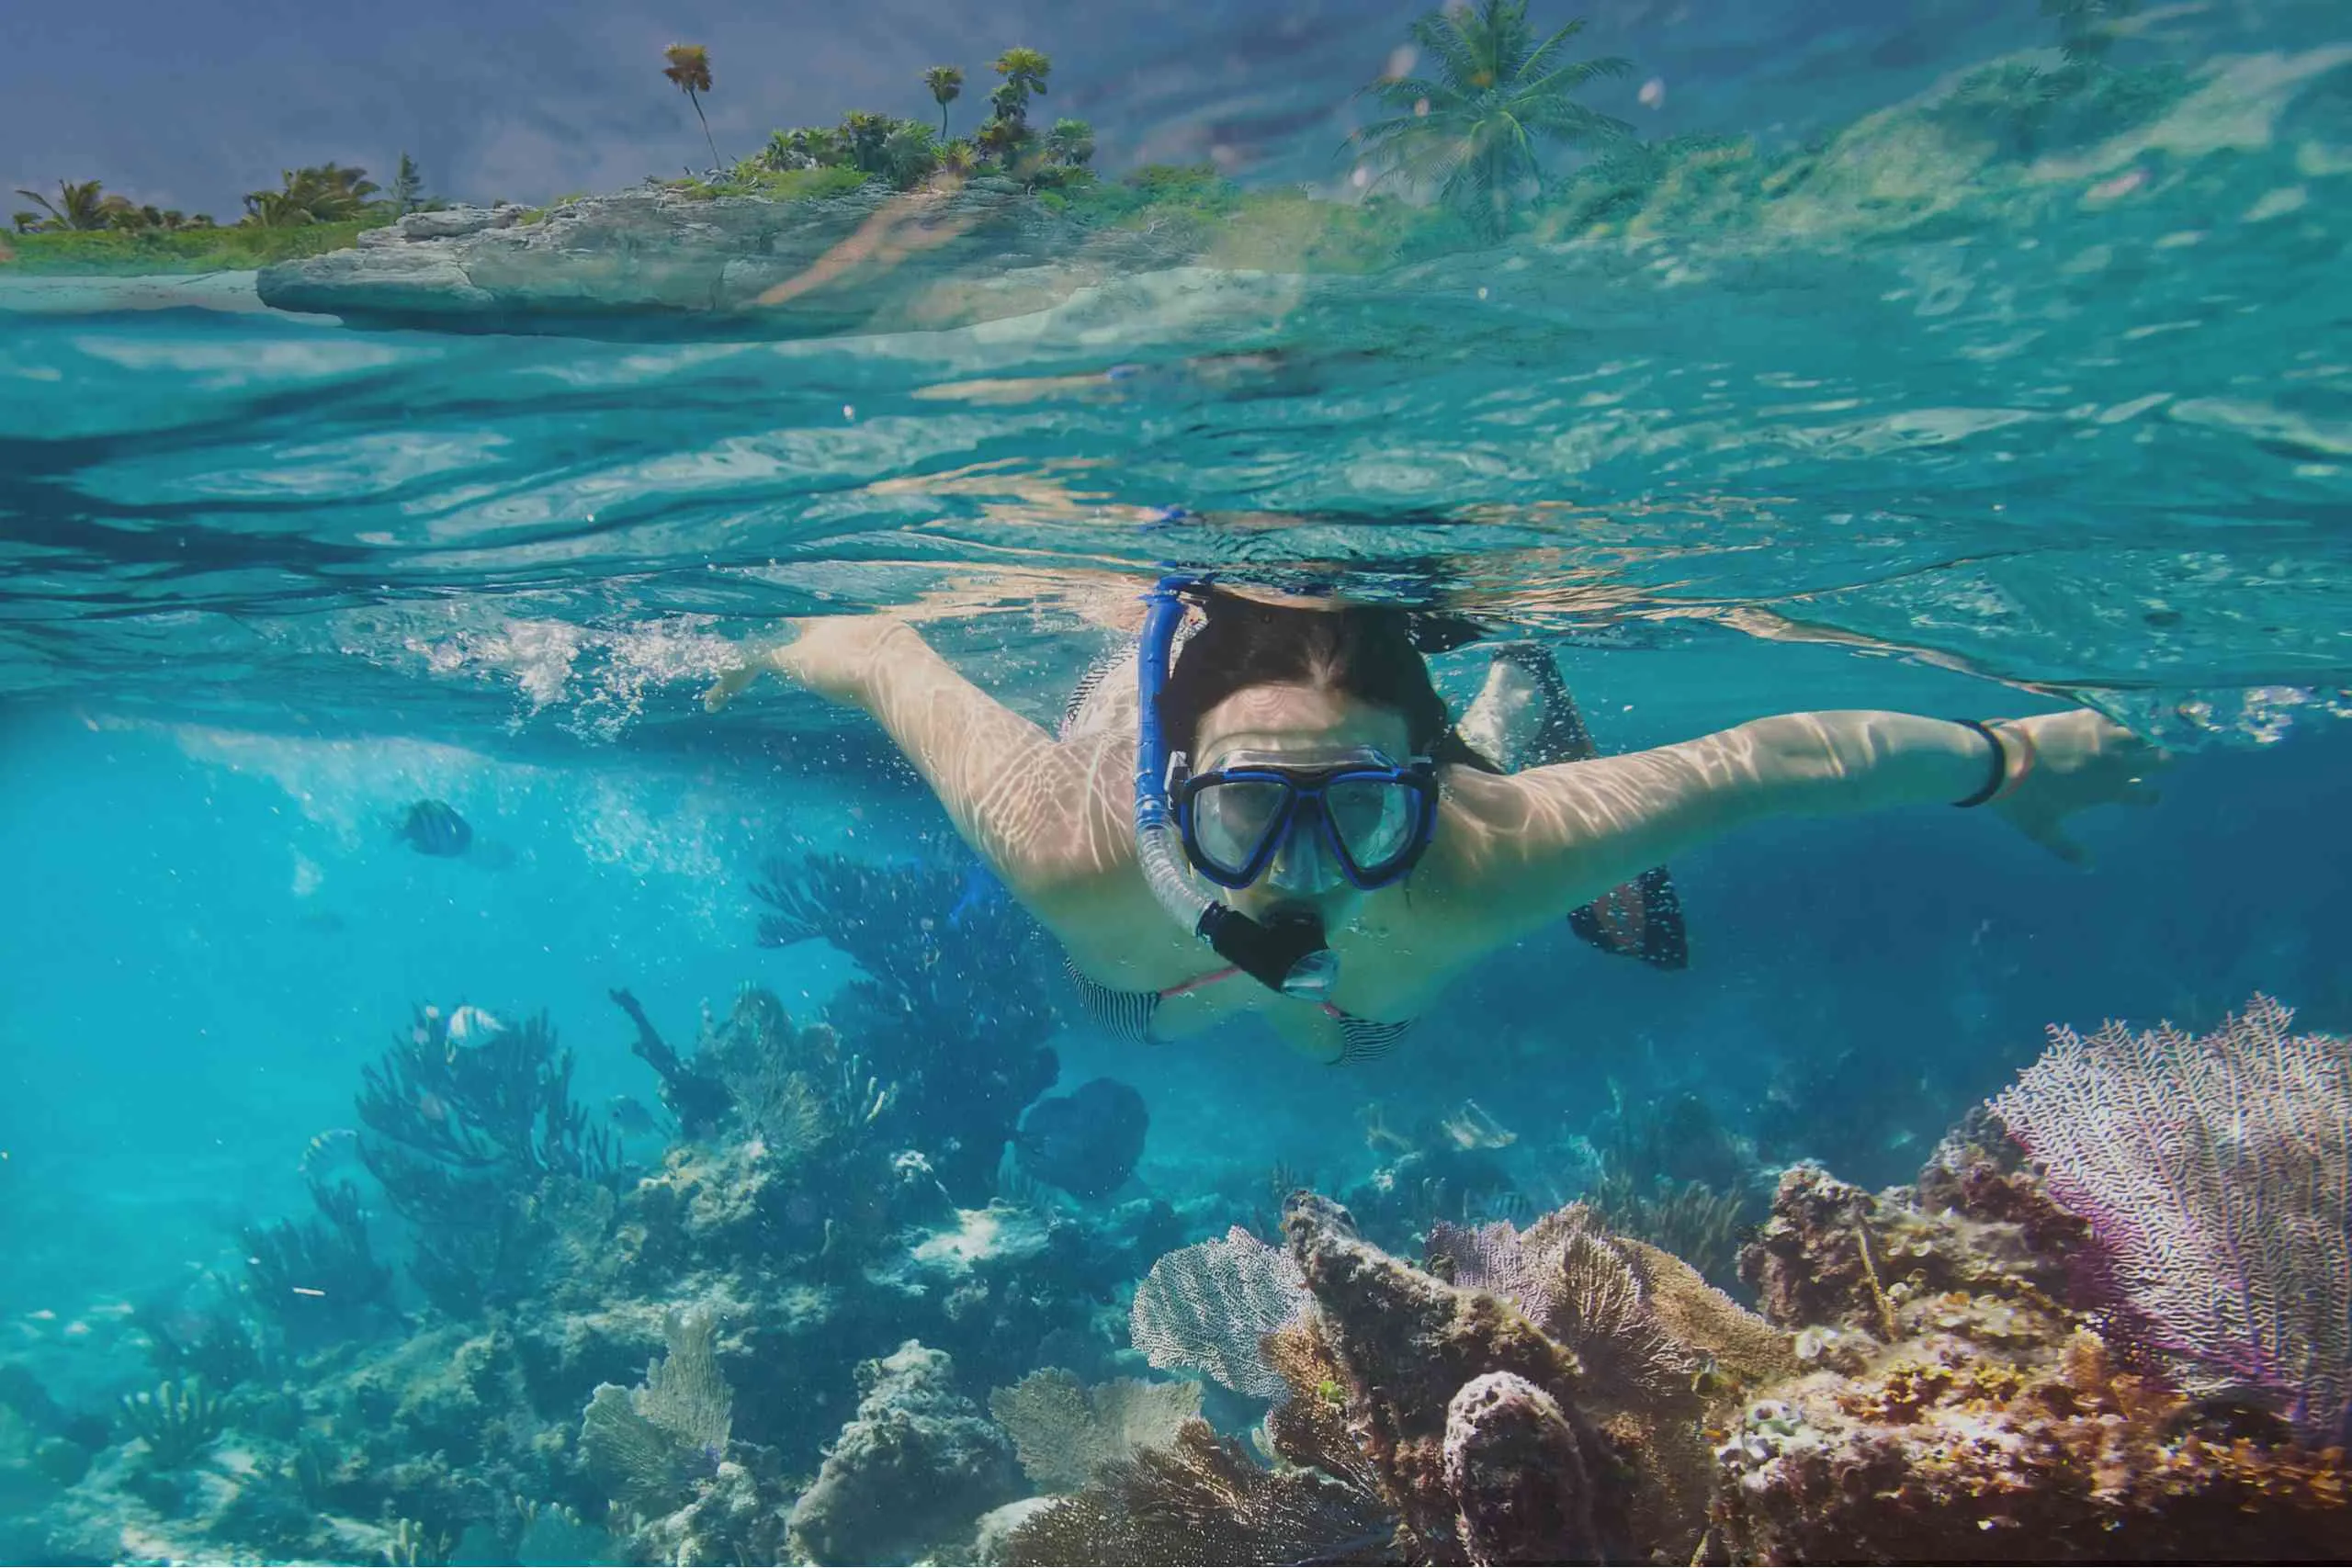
top-left (3, 16), bottom-right (2350, 1566)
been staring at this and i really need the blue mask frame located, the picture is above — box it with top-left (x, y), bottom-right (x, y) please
top-left (1172, 753), bottom-right (1438, 891)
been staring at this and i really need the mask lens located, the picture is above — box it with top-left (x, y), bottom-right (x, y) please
top-left (1191, 777), bottom-right (1291, 878)
top-left (1325, 778), bottom-right (1417, 874)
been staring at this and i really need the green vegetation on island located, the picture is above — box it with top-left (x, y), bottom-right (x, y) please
top-left (6, 157), bottom-right (440, 275)
top-left (2, 0), bottom-right (2195, 282)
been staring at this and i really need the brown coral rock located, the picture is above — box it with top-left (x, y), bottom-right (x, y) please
top-left (1718, 1184), bottom-right (2352, 1568)
top-left (1442, 1372), bottom-right (1599, 1566)
top-left (1282, 1195), bottom-right (1632, 1562)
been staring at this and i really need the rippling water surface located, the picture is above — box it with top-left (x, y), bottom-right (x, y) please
top-left (6, 39), bottom-right (2350, 749)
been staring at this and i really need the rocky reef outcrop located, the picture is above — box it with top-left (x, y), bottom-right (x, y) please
top-left (787, 1341), bottom-right (1022, 1564)
top-left (1008, 1138), bottom-right (2350, 1565)
top-left (254, 179), bottom-right (1199, 337)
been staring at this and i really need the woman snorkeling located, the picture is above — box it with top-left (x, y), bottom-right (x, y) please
top-left (708, 580), bottom-right (2164, 1064)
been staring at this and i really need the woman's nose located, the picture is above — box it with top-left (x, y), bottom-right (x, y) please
top-left (1265, 819), bottom-right (1340, 894)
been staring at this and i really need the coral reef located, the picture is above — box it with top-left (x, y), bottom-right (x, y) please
top-left (18, 986), bottom-right (2346, 1566)
top-left (1014, 1192), bottom-right (1783, 1564)
top-left (116, 1379), bottom-right (226, 1471)
top-left (1990, 995), bottom-right (2351, 1438)
top-left (1129, 1225), bottom-right (1309, 1401)
top-left (1017, 1144), bottom-right (2348, 1567)
top-left (236, 1176), bottom-right (396, 1348)
top-left (787, 1340), bottom-right (1021, 1564)
top-left (357, 1006), bottom-right (622, 1314)
top-left (578, 1307), bottom-right (732, 1513)
top-left (753, 851), bottom-right (1061, 1205)
top-left (987, 1368), bottom-right (1200, 1493)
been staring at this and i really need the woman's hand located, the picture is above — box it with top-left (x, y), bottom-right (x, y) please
top-left (1987, 709), bottom-right (2169, 864)
top-left (704, 615), bottom-right (914, 712)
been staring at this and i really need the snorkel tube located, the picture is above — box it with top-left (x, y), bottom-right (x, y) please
top-left (1135, 575), bottom-right (1341, 998)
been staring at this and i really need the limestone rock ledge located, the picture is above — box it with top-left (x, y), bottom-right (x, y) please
top-left (254, 179), bottom-right (1202, 337)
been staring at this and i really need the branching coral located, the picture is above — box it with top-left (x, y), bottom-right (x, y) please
top-left (239, 1178), bottom-right (395, 1349)
top-left (118, 1378), bottom-right (227, 1470)
top-left (751, 852), bottom-right (1058, 1203)
top-left (358, 1009), bottom-right (616, 1201)
top-left (357, 1006), bottom-right (620, 1311)
top-left (988, 1369), bottom-right (1201, 1494)
top-left (690, 987), bottom-right (893, 1160)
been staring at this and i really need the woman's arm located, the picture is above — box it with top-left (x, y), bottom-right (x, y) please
top-left (1430, 708), bottom-right (2164, 947)
top-left (707, 617), bottom-right (1127, 899)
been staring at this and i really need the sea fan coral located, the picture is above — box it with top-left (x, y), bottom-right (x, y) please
top-left (987, 1369), bottom-right (1200, 1494)
top-left (1990, 995), bottom-right (2352, 1438)
top-left (1128, 1226), bottom-right (1308, 1400)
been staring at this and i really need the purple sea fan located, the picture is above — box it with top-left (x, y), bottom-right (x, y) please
top-left (1990, 994), bottom-right (2352, 1439)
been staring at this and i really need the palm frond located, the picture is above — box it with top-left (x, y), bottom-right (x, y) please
top-left (1514, 16), bottom-right (1594, 84)
top-left (1517, 52), bottom-right (1634, 99)
top-left (1408, 7), bottom-right (1490, 93)
top-left (1354, 75), bottom-right (1470, 115)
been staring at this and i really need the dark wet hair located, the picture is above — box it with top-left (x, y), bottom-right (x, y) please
top-left (1157, 589), bottom-right (1494, 769)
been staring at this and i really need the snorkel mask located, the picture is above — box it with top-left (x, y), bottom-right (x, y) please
top-left (1172, 748), bottom-right (1437, 894)
top-left (1132, 575), bottom-right (1439, 998)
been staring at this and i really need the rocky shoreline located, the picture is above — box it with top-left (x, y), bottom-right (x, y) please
top-left (254, 179), bottom-right (1204, 337)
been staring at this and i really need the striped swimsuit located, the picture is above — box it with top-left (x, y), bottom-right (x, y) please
top-left (1065, 960), bottom-right (1416, 1064)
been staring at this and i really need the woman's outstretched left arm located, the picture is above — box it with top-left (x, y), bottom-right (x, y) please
top-left (1430, 708), bottom-right (2165, 946)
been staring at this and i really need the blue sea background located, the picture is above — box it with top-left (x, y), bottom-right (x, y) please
top-left (1, 0), bottom-right (2349, 1504)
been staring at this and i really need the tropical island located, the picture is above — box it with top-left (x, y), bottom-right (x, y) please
top-left (2, 0), bottom-right (2197, 333)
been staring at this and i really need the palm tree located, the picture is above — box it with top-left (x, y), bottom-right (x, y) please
top-left (243, 165), bottom-right (379, 225)
top-left (840, 109), bottom-right (896, 176)
top-left (766, 126), bottom-right (846, 171)
top-left (938, 139), bottom-right (980, 178)
top-left (663, 43), bottom-right (721, 170)
top-left (13, 179), bottom-right (131, 231)
top-left (1347, 2), bottom-right (1632, 237)
top-left (881, 121), bottom-right (941, 187)
top-left (294, 164), bottom-right (379, 219)
top-left (923, 65), bottom-right (964, 139)
top-left (240, 189), bottom-right (316, 228)
top-left (1046, 118), bottom-right (1095, 169)
top-left (993, 47), bottom-right (1051, 106)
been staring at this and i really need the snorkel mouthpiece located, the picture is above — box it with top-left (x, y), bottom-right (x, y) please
top-left (1135, 573), bottom-right (1342, 998)
top-left (1200, 906), bottom-right (1340, 998)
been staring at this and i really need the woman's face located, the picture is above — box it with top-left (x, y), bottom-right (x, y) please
top-left (1191, 682), bottom-right (1414, 928)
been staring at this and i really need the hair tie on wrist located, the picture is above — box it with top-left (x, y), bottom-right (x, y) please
top-left (1951, 718), bottom-right (2008, 808)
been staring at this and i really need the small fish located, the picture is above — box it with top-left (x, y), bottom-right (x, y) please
top-left (395, 799), bottom-right (472, 858)
top-left (300, 1128), bottom-right (361, 1179)
top-left (1438, 1100), bottom-right (1517, 1152)
top-left (1013, 1078), bottom-right (1148, 1201)
top-left (606, 1095), bottom-right (662, 1137)
top-left (445, 1006), bottom-right (505, 1046)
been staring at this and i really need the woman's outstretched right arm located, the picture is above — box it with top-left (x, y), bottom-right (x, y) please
top-left (707, 616), bottom-right (1129, 902)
